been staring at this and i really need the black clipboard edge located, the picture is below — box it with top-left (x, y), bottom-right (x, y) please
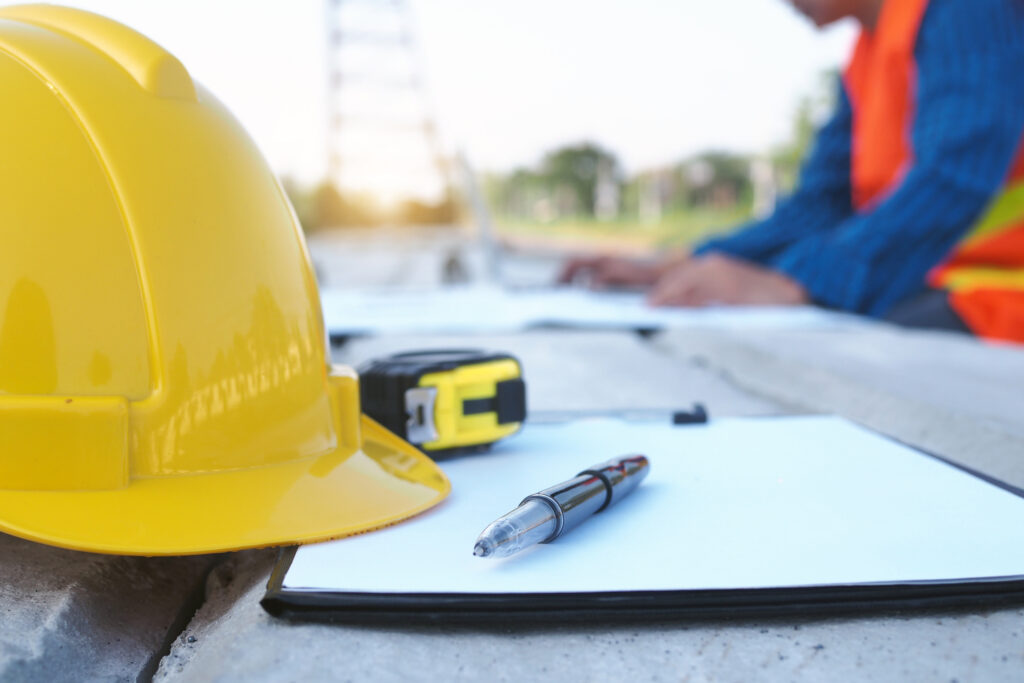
top-left (263, 547), bottom-right (1024, 625)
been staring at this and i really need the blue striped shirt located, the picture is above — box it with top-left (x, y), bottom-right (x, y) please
top-left (694, 0), bottom-right (1024, 316)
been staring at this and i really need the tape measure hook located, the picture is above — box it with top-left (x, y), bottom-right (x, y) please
top-left (405, 386), bottom-right (440, 444)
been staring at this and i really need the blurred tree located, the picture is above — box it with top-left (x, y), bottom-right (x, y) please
top-left (622, 167), bottom-right (687, 223)
top-left (681, 151), bottom-right (753, 208)
top-left (487, 168), bottom-right (546, 217)
top-left (540, 142), bottom-right (622, 218)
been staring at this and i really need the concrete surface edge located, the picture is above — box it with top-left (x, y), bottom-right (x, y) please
top-left (651, 328), bottom-right (1024, 489)
top-left (0, 533), bottom-right (216, 683)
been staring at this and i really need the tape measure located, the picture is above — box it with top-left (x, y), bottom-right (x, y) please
top-left (358, 350), bottom-right (527, 457)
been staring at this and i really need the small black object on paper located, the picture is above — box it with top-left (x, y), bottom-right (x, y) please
top-left (672, 403), bottom-right (708, 426)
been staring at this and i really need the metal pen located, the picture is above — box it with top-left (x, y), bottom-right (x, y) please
top-left (473, 454), bottom-right (650, 558)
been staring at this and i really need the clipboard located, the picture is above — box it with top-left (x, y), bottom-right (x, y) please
top-left (263, 416), bottom-right (1024, 623)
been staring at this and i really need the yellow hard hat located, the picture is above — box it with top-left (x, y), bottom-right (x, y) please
top-left (0, 4), bottom-right (449, 555)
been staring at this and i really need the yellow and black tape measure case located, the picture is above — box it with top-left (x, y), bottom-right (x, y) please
top-left (358, 350), bottom-right (527, 457)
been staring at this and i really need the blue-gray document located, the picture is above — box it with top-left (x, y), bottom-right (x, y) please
top-left (473, 455), bottom-right (650, 558)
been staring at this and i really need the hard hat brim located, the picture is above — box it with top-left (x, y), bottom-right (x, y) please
top-left (0, 416), bottom-right (450, 556)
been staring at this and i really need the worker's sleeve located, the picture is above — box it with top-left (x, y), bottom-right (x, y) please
top-left (771, 0), bottom-right (1024, 315)
top-left (691, 82), bottom-right (853, 265)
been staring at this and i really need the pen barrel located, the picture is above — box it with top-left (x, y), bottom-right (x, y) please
top-left (524, 454), bottom-right (650, 540)
top-left (525, 474), bottom-right (606, 539)
top-left (580, 454), bottom-right (649, 508)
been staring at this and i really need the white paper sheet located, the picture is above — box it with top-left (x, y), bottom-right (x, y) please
top-left (320, 285), bottom-right (850, 336)
top-left (284, 416), bottom-right (1024, 594)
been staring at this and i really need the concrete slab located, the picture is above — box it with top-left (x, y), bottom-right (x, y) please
top-left (0, 533), bottom-right (214, 682)
top-left (685, 323), bottom-right (1023, 433)
top-left (652, 324), bottom-right (1024, 489)
top-left (333, 330), bottom-right (785, 418)
top-left (156, 549), bottom-right (1024, 682)
top-left (156, 327), bottom-right (1024, 682)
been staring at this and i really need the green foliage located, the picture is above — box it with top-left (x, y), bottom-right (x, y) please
top-left (487, 168), bottom-right (546, 217)
top-left (490, 143), bottom-right (755, 245)
top-left (539, 142), bottom-right (622, 216)
top-left (489, 142), bottom-right (621, 219)
top-left (680, 151), bottom-right (754, 208)
top-left (498, 205), bottom-right (750, 251)
top-left (282, 70), bottom-right (835, 243)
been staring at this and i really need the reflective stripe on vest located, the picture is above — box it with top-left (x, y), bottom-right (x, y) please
top-left (844, 0), bottom-right (1024, 343)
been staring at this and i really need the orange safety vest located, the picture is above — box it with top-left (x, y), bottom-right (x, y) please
top-left (843, 0), bottom-right (1024, 343)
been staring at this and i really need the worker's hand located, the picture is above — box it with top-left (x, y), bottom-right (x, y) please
top-left (647, 253), bottom-right (809, 307)
top-left (558, 251), bottom-right (690, 289)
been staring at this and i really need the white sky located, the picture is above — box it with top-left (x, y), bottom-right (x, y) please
top-left (6, 1), bottom-right (857, 189)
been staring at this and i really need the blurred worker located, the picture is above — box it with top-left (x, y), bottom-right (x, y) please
top-left (560, 0), bottom-right (1024, 343)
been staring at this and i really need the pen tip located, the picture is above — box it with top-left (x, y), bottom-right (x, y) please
top-left (473, 540), bottom-right (492, 558)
